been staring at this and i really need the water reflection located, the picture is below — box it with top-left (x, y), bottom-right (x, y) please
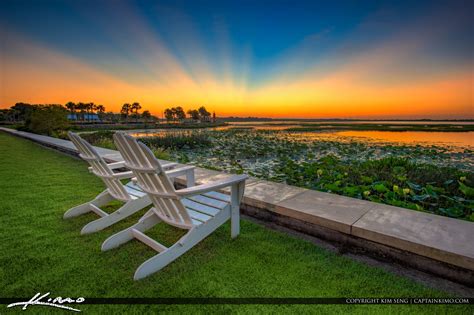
top-left (129, 128), bottom-right (473, 150)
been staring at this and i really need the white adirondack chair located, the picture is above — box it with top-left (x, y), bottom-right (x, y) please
top-left (65, 132), bottom-right (195, 235)
top-left (102, 132), bottom-right (247, 280)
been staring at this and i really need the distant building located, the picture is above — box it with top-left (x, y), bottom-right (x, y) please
top-left (67, 114), bottom-right (100, 121)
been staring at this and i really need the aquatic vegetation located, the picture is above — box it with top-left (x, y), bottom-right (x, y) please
top-left (79, 130), bottom-right (174, 159)
top-left (162, 129), bottom-right (474, 221)
top-left (81, 128), bottom-right (474, 220)
top-left (80, 130), bottom-right (116, 150)
top-left (277, 155), bottom-right (473, 220)
top-left (138, 132), bottom-right (213, 150)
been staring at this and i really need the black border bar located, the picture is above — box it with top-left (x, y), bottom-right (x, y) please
top-left (1, 298), bottom-right (472, 305)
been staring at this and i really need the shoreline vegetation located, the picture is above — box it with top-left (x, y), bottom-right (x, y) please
top-left (0, 102), bottom-right (225, 135)
top-left (69, 121), bottom-right (228, 131)
top-left (3, 121), bottom-right (473, 133)
top-left (1, 102), bottom-right (473, 133)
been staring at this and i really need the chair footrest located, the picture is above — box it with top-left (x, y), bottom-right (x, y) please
top-left (131, 229), bottom-right (167, 252)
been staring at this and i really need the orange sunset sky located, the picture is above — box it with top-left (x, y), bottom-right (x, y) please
top-left (1, 0), bottom-right (473, 119)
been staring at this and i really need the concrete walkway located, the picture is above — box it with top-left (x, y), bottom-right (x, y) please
top-left (1, 127), bottom-right (473, 285)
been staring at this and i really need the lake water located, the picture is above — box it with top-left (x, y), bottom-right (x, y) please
top-left (130, 121), bottom-right (474, 150)
top-left (227, 120), bottom-right (474, 125)
top-left (319, 131), bottom-right (473, 149)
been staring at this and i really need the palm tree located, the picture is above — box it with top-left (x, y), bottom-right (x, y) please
top-left (130, 102), bottom-right (142, 123)
top-left (65, 102), bottom-right (76, 120)
top-left (96, 105), bottom-right (105, 121)
top-left (121, 103), bottom-right (131, 122)
top-left (76, 102), bottom-right (86, 121)
top-left (96, 104), bottom-right (105, 114)
top-left (87, 102), bottom-right (96, 122)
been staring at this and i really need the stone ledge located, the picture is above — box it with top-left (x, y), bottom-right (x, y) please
top-left (275, 190), bottom-right (375, 234)
top-left (243, 203), bottom-right (474, 287)
top-left (352, 204), bottom-right (474, 271)
top-left (1, 127), bottom-right (473, 284)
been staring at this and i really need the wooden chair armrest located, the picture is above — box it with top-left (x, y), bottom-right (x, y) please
top-left (165, 165), bottom-right (194, 178)
top-left (176, 174), bottom-right (247, 197)
top-left (89, 161), bottom-right (177, 174)
top-left (166, 165), bottom-right (195, 187)
top-left (161, 162), bottom-right (178, 170)
top-left (130, 166), bottom-right (195, 186)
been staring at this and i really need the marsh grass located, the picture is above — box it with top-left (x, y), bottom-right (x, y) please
top-left (0, 132), bottom-right (470, 314)
top-left (139, 132), bottom-right (212, 150)
top-left (80, 130), bottom-right (116, 149)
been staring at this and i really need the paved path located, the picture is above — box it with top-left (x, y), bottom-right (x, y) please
top-left (1, 127), bottom-right (472, 280)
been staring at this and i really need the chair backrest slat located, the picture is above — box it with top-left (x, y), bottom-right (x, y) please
top-left (68, 132), bottom-right (131, 202)
top-left (114, 133), bottom-right (192, 227)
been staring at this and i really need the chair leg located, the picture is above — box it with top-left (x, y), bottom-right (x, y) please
top-left (81, 196), bottom-right (151, 234)
top-left (186, 169), bottom-right (195, 187)
top-left (134, 207), bottom-right (230, 280)
top-left (101, 209), bottom-right (161, 251)
top-left (230, 183), bottom-right (243, 238)
top-left (64, 190), bottom-right (112, 219)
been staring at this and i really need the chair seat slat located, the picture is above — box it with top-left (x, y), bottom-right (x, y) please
top-left (124, 182), bottom-right (147, 198)
top-left (186, 209), bottom-right (212, 223)
top-left (151, 207), bottom-right (194, 229)
top-left (187, 194), bottom-right (229, 210)
top-left (182, 198), bottom-right (220, 216)
top-left (203, 191), bottom-right (231, 202)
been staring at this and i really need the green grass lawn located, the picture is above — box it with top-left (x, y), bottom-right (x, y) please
top-left (0, 132), bottom-right (469, 314)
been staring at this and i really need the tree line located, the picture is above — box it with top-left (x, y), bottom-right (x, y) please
top-left (163, 106), bottom-right (213, 123)
top-left (0, 102), bottom-right (155, 123)
top-left (1, 102), bottom-right (216, 126)
top-left (119, 102), bottom-right (152, 123)
top-left (65, 102), bottom-right (105, 121)
top-left (0, 103), bottom-right (70, 136)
